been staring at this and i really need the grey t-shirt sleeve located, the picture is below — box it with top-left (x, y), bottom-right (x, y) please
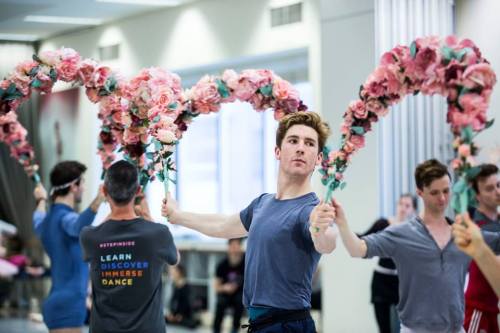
top-left (240, 194), bottom-right (266, 231)
top-left (483, 230), bottom-right (500, 254)
top-left (157, 225), bottom-right (178, 265)
top-left (362, 226), bottom-right (398, 259)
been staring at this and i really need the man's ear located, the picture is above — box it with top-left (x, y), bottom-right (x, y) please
top-left (275, 146), bottom-right (281, 160)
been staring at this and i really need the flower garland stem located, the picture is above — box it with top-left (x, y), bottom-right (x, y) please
top-left (163, 161), bottom-right (170, 223)
top-left (32, 172), bottom-right (41, 184)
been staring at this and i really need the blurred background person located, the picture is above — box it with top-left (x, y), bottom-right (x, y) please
top-left (359, 193), bottom-right (417, 333)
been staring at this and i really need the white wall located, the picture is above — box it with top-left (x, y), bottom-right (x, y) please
top-left (456, 0), bottom-right (500, 165)
top-left (39, 0), bottom-right (322, 206)
top-left (319, 1), bottom-right (378, 332)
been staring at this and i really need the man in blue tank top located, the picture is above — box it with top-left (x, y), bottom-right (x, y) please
top-left (162, 111), bottom-right (338, 332)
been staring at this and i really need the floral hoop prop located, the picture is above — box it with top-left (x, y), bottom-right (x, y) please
top-left (0, 48), bottom-right (307, 195)
top-left (320, 35), bottom-right (496, 213)
top-left (99, 68), bottom-right (307, 192)
top-left (0, 49), bottom-right (121, 182)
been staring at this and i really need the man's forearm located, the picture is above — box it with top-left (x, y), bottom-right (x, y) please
top-left (170, 211), bottom-right (244, 238)
top-left (312, 227), bottom-right (337, 254)
top-left (337, 224), bottom-right (367, 257)
top-left (35, 199), bottom-right (47, 213)
top-left (89, 196), bottom-right (102, 213)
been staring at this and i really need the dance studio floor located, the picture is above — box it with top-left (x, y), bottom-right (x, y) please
top-left (0, 318), bottom-right (214, 333)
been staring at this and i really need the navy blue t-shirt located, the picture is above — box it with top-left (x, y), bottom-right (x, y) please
top-left (240, 192), bottom-right (320, 310)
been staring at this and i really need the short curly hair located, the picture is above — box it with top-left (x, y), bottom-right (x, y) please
top-left (414, 159), bottom-right (450, 190)
top-left (276, 111), bottom-right (331, 153)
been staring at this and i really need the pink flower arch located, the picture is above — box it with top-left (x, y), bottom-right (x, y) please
top-left (321, 35), bottom-right (496, 213)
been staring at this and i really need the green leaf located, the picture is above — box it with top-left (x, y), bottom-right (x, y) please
top-left (460, 126), bottom-right (473, 142)
top-left (340, 182), bottom-right (347, 190)
top-left (28, 66), bottom-right (39, 77)
top-left (465, 166), bottom-right (481, 180)
top-left (410, 41), bottom-right (417, 59)
top-left (459, 191), bottom-right (468, 214)
top-left (4, 85), bottom-right (24, 100)
top-left (455, 48), bottom-right (467, 61)
top-left (451, 193), bottom-right (461, 213)
top-left (153, 139), bottom-right (162, 151)
top-left (168, 102), bottom-right (178, 110)
top-left (0, 88), bottom-right (5, 100)
top-left (351, 126), bottom-right (365, 135)
top-left (441, 46), bottom-right (454, 62)
top-left (105, 76), bottom-right (117, 92)
top-left (145, 152), bottom-right (155, 160)
top-left (452, 178), bottom-right (467, 194)
top-left (458, 86), bottom-right (471, 96)
top-left (49, 68), bottom-right (57, 82)
top-left (485, 119), bottom-right (495, 129)
top-left (157, 172), bottom-right (165, 182)
top-left (259, 84), bottom-right (273, 97)
top-left (32, 54), bottom-right (42, 63)
top-left (216, 79), bottom-right (231, 99)
top-left (6, 83), bottom-right (16, 95)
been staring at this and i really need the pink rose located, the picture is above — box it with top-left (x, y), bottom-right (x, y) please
top-left (86, 88), bottom-right (100, 103)
top-left (77, 59), bottom-right (97, 85)
top-left (57, 61), bottom-right (78, 82)
top-left (349, 135), bottom-right (365, 150)
top-left (156, 129), bottom-right (177, 144)
top-left (92, 66), bottom-right (111, 87)
top-left (459, 94), bottom-right (488, 116)
top-left (15, 60), bottom-right (38, 75)
top-left (365, 98), bottom-right (388, 117)
top-left (343, 141), bottom-right (355, 154)
top-left (329, 150), bottom-right (346, 162)
top-left (340, 124), bottom-right (350, 135)
top-left (349, 100), bottom-right (368, 119)
top-left (234, 79), bottom-right (257, 101)
top-left (462, 63), bottom-right (496, 89)
top-left (191, 76), bottom-right (221, 114)
top-left (451, 158), bottom-right (462, 170)
top-left (273, 79), bottom-right (299, 101)
top-left (458, 144), bottom-right (471, 157)
top-left (38, 50), bottom-right (59, 66)
top-left (222, 69), bottom-right (239, 90)
top-left (364, 65), bottom-right (402, 98)
top-left (444, 35), bottom-right (459, 48)
top-left (56, 48), bottom-right (81, 82)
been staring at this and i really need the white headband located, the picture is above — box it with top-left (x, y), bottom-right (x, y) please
top-left (49, 177), bottom-right (81, 196)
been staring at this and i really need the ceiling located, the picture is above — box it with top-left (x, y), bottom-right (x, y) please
top-left (0, 0), bottom-right (197, 42)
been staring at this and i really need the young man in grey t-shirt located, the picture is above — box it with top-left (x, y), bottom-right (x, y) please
top-left (81, 160), bottom-right (178, 333)
top-left (162, 111), bottom-right (338, 332)
top-left (333, 159), bottom-right (500, 333)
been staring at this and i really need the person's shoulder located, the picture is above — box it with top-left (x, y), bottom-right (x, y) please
top-left (139, 220), bottom-right (173, 236)
top-left (384, 218), bottom-right (414, 235)
top-left (80, 225), bottom-right (98, 244)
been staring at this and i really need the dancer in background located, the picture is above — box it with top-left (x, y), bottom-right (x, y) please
top-left (333, 159), bottom-right (500, 333)
top-left (463, 164), bottom-right (499, 333)
top-left (32, 161), bottom-right (104, 333)
top-left (360, 193), bottom-right (417, 333)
